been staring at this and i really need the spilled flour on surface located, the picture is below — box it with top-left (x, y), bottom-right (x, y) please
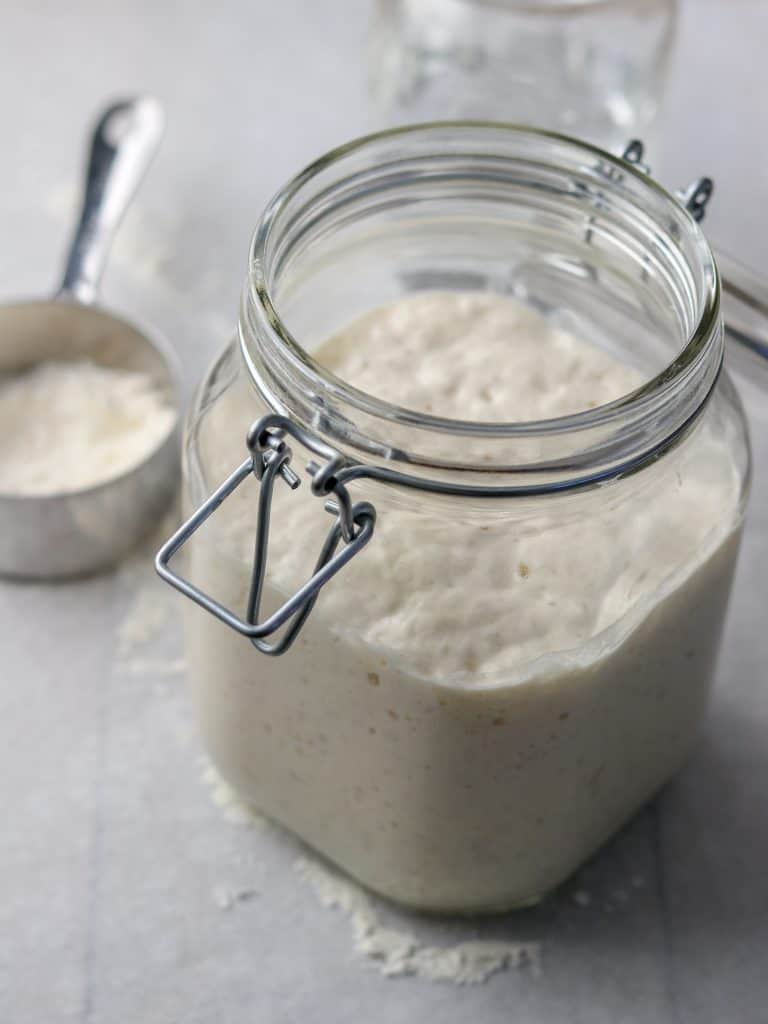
top-left (294, 857), bottom-right (540, 985)
top-left (200, 759), bottom-right (265, 828)
top-left (200, 758), bottom-right (541, 985)
top-left (116, 584), bottom-right (171, 658)
top-left (113, 505), bottom-right (187, 677)
top-left (212, 883), bottom-right (260, 911)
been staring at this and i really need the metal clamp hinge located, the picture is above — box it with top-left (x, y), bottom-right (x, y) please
top-left (621, 139), bottom-right (652, 176)
top-left (155, 414), bottom-right (376, 656)
top-left (621, 139), bottom-right (713, 224)
top-left (675, 176), bottom-right (714, 223)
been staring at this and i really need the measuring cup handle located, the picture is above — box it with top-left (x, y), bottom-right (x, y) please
top-left (58, 97), bottom-right (164, 304)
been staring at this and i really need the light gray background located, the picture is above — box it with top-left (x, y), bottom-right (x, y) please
top-left (1, 2), bottom-right (766, 1022)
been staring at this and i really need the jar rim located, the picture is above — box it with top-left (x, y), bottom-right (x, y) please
top-left (244, 122), bottom-right (721, 491)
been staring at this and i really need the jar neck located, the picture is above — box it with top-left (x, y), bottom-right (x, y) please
top-left (240, 123), bottom-right (721, 497)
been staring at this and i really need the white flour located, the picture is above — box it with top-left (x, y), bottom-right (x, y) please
top-left (0, 359), bottom-right (175, 495)
top-left (200, 759), bottom-right (266, 828)
top-left (294, 857), bottom-right (540, 985)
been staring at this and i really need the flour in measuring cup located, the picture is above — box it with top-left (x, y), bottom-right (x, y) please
top-left (0, 359), bottom-right (175, 495)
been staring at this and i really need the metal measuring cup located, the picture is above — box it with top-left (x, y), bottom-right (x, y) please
top-left (0, 97), bottom-right (181, 579)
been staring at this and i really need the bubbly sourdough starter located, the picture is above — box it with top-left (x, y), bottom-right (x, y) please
top-left (187, 292), bottom-right (743, 912)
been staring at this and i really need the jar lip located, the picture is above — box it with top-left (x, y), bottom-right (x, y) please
top-left (246, 121), bottom-right (720, 472)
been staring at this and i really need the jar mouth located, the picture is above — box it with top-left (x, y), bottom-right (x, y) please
top-left (244, 122), bottom-right (721, 491)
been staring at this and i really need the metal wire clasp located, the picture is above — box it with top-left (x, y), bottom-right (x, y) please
top-left (155, 414), bottom-right (376, 656)
top-left (621, 139), bottom-right (714, 223)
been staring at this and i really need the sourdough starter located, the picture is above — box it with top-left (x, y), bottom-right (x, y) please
top-left (186, 292), bottom-right (743, 911)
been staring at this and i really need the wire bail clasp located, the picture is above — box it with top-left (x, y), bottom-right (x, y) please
top-left (621, 139), bottom-right (714, 224)
top-left (155, 414), bottom-right (376, 656)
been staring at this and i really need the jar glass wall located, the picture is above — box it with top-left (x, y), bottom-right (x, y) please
top-left (179, 125), bottom-right (749, 912)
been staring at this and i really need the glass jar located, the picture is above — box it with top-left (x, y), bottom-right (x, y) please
top-left (159, 124), bottom-right (752, 913)
top-left (369, 0), bottom-right (678, 150)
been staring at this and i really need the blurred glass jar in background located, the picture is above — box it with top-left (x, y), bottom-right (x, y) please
top-left (369, 0), bottom-right (677, 150)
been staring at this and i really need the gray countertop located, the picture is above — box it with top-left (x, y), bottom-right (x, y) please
top-left (1, 2), bottom-right (767, 1022)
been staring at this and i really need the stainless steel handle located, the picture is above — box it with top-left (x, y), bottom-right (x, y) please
top-left (58, 97), bottom-right (164, 304)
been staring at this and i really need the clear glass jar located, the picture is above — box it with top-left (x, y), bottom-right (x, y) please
top-left (162, 124), bottom-right (750, 913)
top-left (369, 0), bottom-right (678, 150)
